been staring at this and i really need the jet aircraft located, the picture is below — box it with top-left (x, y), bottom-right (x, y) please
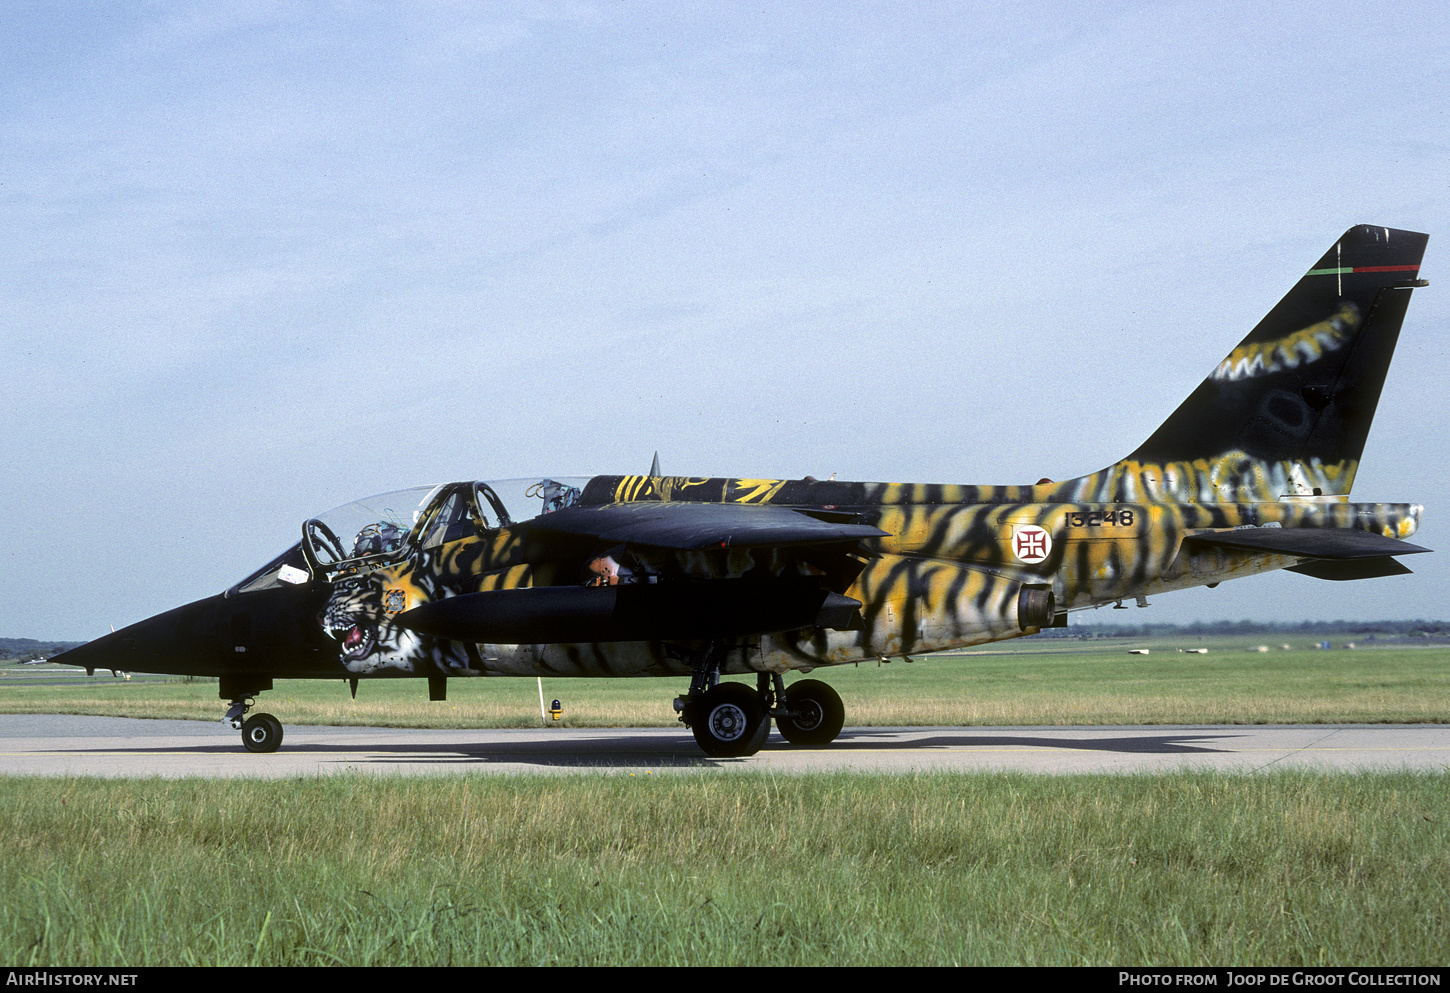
top-left (55, 225), bottom-right (1432, 757)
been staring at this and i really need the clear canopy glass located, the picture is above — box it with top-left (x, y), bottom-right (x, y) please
top-left (229, 477), bottom-right (591, 594)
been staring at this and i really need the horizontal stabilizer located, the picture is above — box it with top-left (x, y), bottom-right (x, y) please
top-left (397, 581), bottom-right (863, 643)
top-left (527, 501), bottom-right (886, 550)
top-left (1184, 527), bottom-right (1429, 559)
top-left (1284, 557), bottom-right (1414, 581)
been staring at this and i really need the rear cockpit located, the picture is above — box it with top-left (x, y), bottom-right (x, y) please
top-left (228, 477), bottom-right (588, 595)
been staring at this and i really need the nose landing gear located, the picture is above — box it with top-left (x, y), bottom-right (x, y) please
top-left (241, 713), bottom-right (284, 753)
top-left (221, 678), bottom-right (284, 753)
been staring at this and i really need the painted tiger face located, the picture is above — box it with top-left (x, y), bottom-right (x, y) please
top-left (320, 573), bottom-right (419, 673)
top-left (319, 555), bottom-right (482, 675)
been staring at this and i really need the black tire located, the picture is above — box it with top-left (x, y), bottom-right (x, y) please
top-left (775, 679), bottom-right (844, 747)
top-left (689, 683), bottom-right (769, 758)
top-left (242, 713), bottom-right (284, 753)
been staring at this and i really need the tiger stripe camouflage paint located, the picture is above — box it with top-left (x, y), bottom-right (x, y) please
top-left (1212, 302), bottom-right (1359, 382)
top-left (339, 486), bottom-right (1419, 678)
top-left (487, 474), bottom-right (1416, 674)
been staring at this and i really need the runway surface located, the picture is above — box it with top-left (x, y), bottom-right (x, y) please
top-left (2, 715), bottom-right (1448, 777)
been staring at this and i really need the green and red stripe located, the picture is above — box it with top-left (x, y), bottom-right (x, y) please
top-left (1307, 264), bottom-right (1420, 275)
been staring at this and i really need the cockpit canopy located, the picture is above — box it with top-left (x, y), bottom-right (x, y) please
top-left (229, 477), bottom-right (589, 595)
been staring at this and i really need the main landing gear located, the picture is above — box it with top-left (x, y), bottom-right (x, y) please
top-left (775, 678), bottom-right (846, 747)
top-left (221, 679), bottom-right (284, 754)
top-left (675, 653), bottom-right (845, 758)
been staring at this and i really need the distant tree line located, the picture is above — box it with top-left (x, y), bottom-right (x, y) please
top-left (1043, 619), bottom-right (1450, 639)
top-left (0, 638), bottom-right (84, 661)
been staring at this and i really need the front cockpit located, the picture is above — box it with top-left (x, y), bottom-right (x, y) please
top-left (228, 477), bottom-right (589, 595)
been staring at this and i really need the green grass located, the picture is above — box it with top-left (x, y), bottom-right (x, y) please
top-left (4, 636), bottom-right (1448, 727)
top-left (3, 771), bottom-right (1447, 966)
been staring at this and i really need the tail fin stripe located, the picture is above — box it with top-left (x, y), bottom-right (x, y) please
top-left (1308, 264), bottom-right (1420, 275)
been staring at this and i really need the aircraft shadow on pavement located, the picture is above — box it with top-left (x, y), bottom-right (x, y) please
top-left (47, 725), bottom-right (1244, 769)
top-left (830, 728), bottom-right (1242, 754)
top-left (53, 734), bottom-right (740, 769)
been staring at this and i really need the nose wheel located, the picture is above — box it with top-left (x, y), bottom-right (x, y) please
top-left (241, 713), bottom-right (284, 753)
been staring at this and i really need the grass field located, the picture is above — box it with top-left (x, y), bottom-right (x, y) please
top-left (4, 634), bottom-right (1448, 728)
top-left (3, 771), bottom-right (1447, 966)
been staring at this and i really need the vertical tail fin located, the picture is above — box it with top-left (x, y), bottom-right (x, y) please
top-left (1073, 225), bottom-right (1428, 503)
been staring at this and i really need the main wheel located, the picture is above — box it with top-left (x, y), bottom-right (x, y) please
top-left (775, 679), bottom-right (844, 747)
top-left (242, 713), bottom-right (284, 753)
top-left (690, 683), bottom-right (769, 758)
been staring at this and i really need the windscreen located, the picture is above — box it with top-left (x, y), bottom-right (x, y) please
top-left (231, 477), bottom-right (593, 592)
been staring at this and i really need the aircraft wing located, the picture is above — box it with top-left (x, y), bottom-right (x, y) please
top-left (525, 501), bottom-right (887, 549)
top-left (1183, 527), bottom-right (1430, 581)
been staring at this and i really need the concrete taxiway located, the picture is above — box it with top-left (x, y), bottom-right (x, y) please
top-left (1, 715), bottom-right (1447, 777)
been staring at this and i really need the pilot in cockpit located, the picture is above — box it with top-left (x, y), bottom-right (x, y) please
top-left (352, 522), bottom-right (405, 558)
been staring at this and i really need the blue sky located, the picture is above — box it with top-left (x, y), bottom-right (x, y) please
top-left (4, 1), bottom-right (1448, 641)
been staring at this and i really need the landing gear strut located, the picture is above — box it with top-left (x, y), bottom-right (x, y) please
top-left (674, 645), bottom-right (769, 757)
top-left (221, 678), bottom-right (283, 754)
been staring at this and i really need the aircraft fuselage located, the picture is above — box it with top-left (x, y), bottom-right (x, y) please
top-left (78, 484), bottom-right (1422, 682)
